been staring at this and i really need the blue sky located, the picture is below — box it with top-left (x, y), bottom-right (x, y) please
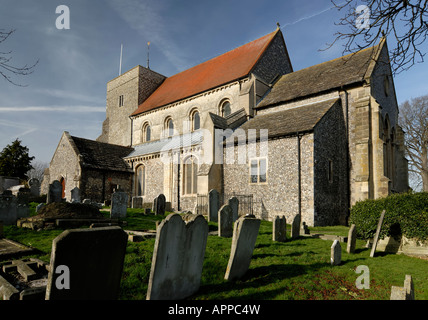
top-left (0, 0), bottom-right (427, 165)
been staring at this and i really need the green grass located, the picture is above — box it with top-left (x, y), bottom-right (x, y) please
top-left (3, 208), bottom-right (428, 300)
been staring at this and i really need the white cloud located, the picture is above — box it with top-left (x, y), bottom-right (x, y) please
top-left (0, 106), bottom-right (105, 113)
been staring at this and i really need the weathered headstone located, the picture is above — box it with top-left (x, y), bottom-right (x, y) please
top-left (36, 203), bottom-right (45, 213)
top-left (291, 214), bottom-right (301, 239)
top-left (155, 194), bottom-right (166, 215)
top-left (347, 224), bottom-right (357, 254)
top-left (70, 187), bottom-right (81, 203)
top-left (301, 221), bottom-right (310, 234)
top-left (228, 196), bottom-right (239, 222)
top-left (132, 196), bottom-right (143, 209)
top-left (145, 208), bottom-right (151, 215)
top-left (28, 178), bottom-right (40, 197)
top-left (390, 275), bottom-right (415, 300)
top-left (0, 190), bottom-right (17, 225)
top-left (225, 215), bottom-right (261, 281)
top-left (47, 180), bottom-right (63, 204)
top-left (208, 189), bottom-right (219, 222)
top-left (370, 210), bottom-right (386, 257)
top-left (110, 190), bottom-right (128, 218)
top-left (273, 215), bottom-right (286, 242)
top-left (330, 240), bottom-right (341, 265)
top-left (218, 204), bottom-right (233, 238)
top-left (16, 188), bottom-right (30, 219)
top-left (82, 199), bottom-right (91, 204)
top-left (147, 214), bottom-right (208, 300)
top-left (45, 226), bottom-right (128, 300)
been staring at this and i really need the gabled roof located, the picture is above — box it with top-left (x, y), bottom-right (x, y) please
top-left (131, 29), bottom-right (281, 117)
top-left (69, 135), bottom-right (134, 172)
top-left (209, 108), bottom-right (247, 130)
top-left (256, 41), bottom-right (384, 109)
top-left (237, 99), bottom-right (340, 139)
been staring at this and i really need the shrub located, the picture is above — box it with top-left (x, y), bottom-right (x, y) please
top-left (349, 192), bottom-right (428, 241)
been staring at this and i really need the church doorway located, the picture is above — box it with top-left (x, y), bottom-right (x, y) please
top-left (59, 177), bottom-right (65, 199)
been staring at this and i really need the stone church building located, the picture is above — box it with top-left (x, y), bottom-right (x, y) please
top-left (42, 26), bottom-right (408, 226)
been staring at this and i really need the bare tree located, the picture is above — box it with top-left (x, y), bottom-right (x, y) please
top-left (399, 94), bottom-right (428, 191)
top-left (326, 0), bottom-right (428, 74)
top-left (26, 160), bottom-right (49, 182)
top-left (0, 29), bottom-right (38, 86)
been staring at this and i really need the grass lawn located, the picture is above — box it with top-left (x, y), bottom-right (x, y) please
top-left (3, 206), bottom-right (428, 300)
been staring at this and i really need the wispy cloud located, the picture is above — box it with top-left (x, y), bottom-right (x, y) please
top-left (0, 106), bottom-right (105, 113)
top-left (31, 88), bottom-right (104, 105)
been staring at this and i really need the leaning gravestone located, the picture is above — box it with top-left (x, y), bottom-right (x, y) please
top-left (208, 189), bottom-right (219, 222)
top-left (47, 180), bottom-right (62, 204)
top-left (45, 226), bottom-right (128, 300)
top-left (146, 214), bottom-right (208, 300)
top-left (273, 215), bottom-right (286, 242)
top-left (291, 214), bottom-right (301, 239)
top-left (218, 204), bottom-right (233, 238)
top-left (155, 194), bottom-right (166, 215)
top-left (347, 224), bottom-right (357, 254)
top-left (330, 240), bottom-right (342, 266)
top-left (70, 187), bottom-right (81, 203)
top-left (228, 197), bottom-right (239, 222)
top-left (225, 215), bottom-right (261, 281)
top-left (111, 189), bottom-right (128, 218)
top-left (370, 210), bottom-right (386, 257)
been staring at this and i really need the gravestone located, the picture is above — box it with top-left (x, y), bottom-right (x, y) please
top-left (218, 204), bottom-right (233, 238)
top-left (370, 210), bottom-right (386, 257)
top-left (132, 196), bottom-right (143, 209)
top-left (36, 203), bottom-right (45, 213)
top-left (147, 214), bottom-right (208, 300)
top-left (0, 190), bottom-right (17, 225)
top-left (273, 215), bottom-right (286, 242)
top-left (224, 215), bottom-right (261, 281)
top-left (47, 180), bottom-right (63, 204)
top-left (208, 189), bottom-right (219, 222)
top-left (155, 194), bottom-right (166, 215)
top-left (70, 187), bottom-right (81, 203)
top-left (301, 221), bottom-right (310, 234)
top-left (45, 226), bottom-right (128, 300)
top-left (0, 220), bottom-right (3, 238)
top-left (347, 224), bottom-right (357, 254)
top-left (28, 178), bottom-right (40, 197)
top-left (110, 190), bottom-right (128, 218)
top-left (291, 214), bottom-right (301, 239)
top-left (16, 188), bottom-right (30, 219)
top-left (228, 196), bottom-right (239, 222)
top-left (330, 240), bottom-right (341, 265)
top-left (390, 275), bottom-right (415, 300)
top-left (145, 208), bottom-right (151, 215)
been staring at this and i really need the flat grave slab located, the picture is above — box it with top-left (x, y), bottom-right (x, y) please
top-left (0, 238), bottom-right (37, 261)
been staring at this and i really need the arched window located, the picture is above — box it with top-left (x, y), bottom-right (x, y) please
top-left (221, 100), bottom-right (231, 117)
top-left (135, 165), bottom-right (145, 196)
top-left (165, 118), bottom-right (174, 137)
top-left (191, 110), bottom-right (200, 131)
top-left (183, 156), bottom-right (198, 195)
top-left (142, 123), bottom-right (151, 142)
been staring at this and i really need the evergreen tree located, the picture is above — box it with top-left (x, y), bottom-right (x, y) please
top-left (0, 139), bottom-right (34, 179)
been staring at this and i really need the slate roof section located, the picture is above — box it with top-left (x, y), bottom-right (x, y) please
top-left (125, 130), bottom-right (204, 158)
top-left (70, 136), bottom-right (134, 172)
top-left (237, 99), bottom-right (341, 139)
top-left (209, 108), bottom-right (248, 129)
top-left (131, 30), bottom-right (280, 116)
top-left (256, 43), bottom-right (383, 109)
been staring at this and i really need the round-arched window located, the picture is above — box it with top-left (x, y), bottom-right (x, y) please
top-left (221, 100), bottom-right (231, 117)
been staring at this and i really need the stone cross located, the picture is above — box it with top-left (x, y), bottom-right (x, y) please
top-left (208, 189), bottom-right (219, 222)
top-left (273, 215), bottom-right (286, 242)
top-left (146, 214), bottom-right (208, 300)
top-left (370, 210), bottom-right (386, 257)
top-left (2, 260), bottom-right (38, 282)
top-left (225, 215), bottom-right (261, 281)
top-left (330, 240), bottom-right (341, 265)
top-left (45, 226), bottom-right (128, 300)
top-left (347, 224), bottom-right (357, 254)
top-left (218, 204), bottom-right (233, 238)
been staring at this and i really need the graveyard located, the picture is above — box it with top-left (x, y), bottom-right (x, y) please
top-left (1, 202), bottom-right (427, 300)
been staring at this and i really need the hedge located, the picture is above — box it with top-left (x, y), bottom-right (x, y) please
top-left (349, 192), bottom-right (428, 241)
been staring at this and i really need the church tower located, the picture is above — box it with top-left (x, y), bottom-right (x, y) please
top-left (97, 65), bottom-right (166, 146)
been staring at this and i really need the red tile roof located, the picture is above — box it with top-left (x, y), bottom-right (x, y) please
top-left (131, 30), bottom-right (279, 117)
